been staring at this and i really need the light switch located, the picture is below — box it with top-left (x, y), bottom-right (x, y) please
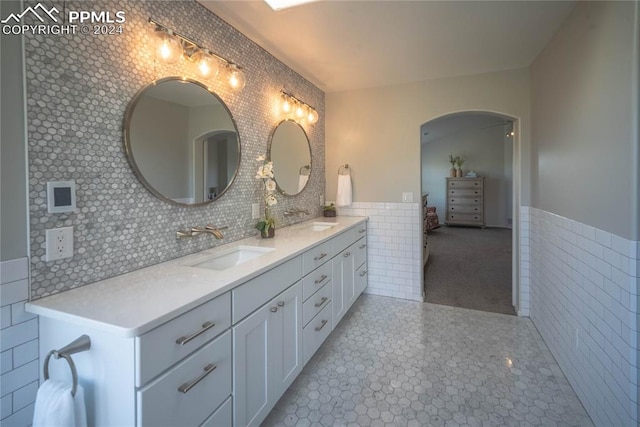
top-left (402, 192), bottom-right (413, 203)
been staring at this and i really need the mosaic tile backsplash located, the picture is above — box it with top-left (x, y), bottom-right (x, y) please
top-left (25, 0), bottom-right (325, 299)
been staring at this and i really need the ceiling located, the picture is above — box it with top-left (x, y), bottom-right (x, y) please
top-left (198, 0), bottom-right (576, 93)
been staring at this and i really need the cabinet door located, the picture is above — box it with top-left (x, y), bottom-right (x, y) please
top-left (233, 304), bottom-right (270, 427)
top-left (269, 282), bottom-right (303, 401)
top-left (355, 263), bottom-right (368, 296)
top-left (332, 247), bottom-right (354, 327)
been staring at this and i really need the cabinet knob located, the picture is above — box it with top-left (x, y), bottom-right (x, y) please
top-left (314, 253), bottom-right (328, 261)
top-left (315, 274), bottom-right (328, 284)
top-left (270, 307), bottom-right (278, 313)
top-left (314, 296), bottom-right (328, 308)
top-left (359, 244), bottom-right (367, 249)
top-left (358, 229), bottom-right (366, 234)
top-left (277, 301), bottom-right (285, 307)
top-left (344, 252), bottom-right (351, 258)
top-left (359, 270), bottom-right (368, 277)
top-left (175, 321), bottom-right (216, 346)
top-left (314, 319), bottom-right (328, 332)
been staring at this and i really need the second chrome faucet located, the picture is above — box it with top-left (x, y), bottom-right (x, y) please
top-left (176, 224), bottom-right (227, 239)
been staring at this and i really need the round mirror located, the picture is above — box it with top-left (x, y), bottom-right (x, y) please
top-left (124, 77), bottom-right (240, 206)
top-left (268, 120), bottom-right (311, 196)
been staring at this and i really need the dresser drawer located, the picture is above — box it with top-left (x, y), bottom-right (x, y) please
top-left (302, 261), bottom-right (332, 301)
top-left (136, 293), bottom-right (231, 387)
top-left (302, 240), bottom-right (332, 275)
top-left (447, 178), bottom-right (483, 189)
top-left (448, 188), bottom-right (482, 197)
top-left (448, 196), bottom-right (481, 206)
top-left (232, 256), bottom-right (302, 323)
top-left (446, 213), bottom-right (483, 224)
top-left (303, 282), bottom-right (331, 326)
top-left (137, 331), bottom-right (232, 427)
top-left (303, 302), bottom-right (332, 364)
top-left (448, 205), bottom-right (481, 214)
top-left (354, 237), bottom-right (367, 269)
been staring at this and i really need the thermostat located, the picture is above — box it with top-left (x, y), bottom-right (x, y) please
top-left (47, 181), bottom-right (76, 213)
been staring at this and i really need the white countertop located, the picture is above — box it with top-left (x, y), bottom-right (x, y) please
top-left (26, 216), bottom-right (367, 338)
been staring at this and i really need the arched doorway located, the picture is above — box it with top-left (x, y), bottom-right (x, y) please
top-left (420, 111), bottom-right (521, 315)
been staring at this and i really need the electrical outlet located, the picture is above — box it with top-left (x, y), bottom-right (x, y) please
top-left (45, 227), bottom-right (74, 262)
top-left (251, 203), bottom-right (260, 220)
top-left (402, 192), bottom-right (413, 203)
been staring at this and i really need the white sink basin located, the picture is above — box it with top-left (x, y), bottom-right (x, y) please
top-left (189, 246), bottom-right (274, 271)
top-left (310, 222), bottom-right (338, 231)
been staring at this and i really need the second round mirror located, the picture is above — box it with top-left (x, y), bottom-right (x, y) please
top-left (268, 120), bottom-right (311, 196)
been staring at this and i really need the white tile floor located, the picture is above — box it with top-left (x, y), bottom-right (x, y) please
top-left (264, 294), bottom-right (593, 426)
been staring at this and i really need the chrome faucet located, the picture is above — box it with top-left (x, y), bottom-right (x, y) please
top-left (284, 208), bottom-right (310, 216)
top-left (176, 225), bottom-right (227, 239)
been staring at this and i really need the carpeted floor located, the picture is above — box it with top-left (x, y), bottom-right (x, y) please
top-left (424, 225), bottom-right (515, 315)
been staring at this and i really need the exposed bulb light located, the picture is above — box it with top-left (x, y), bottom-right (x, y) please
top-left (307, 108), bottom-right (318, 124)
top-left (282, 95), bottom-right (292, 114)
top-left (278, 90), bottom-right (318, 125)
top-left (154, 29), bottom-right (182, 64)
top-left (227, 64), bottom-right (246, 91)
top-left (192, 49), bottom-right (220, 79)
top-left (295, 102), bottom-right (306, 120)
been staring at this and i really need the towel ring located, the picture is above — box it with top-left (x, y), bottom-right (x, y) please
top-left (338, 164), bottom-right (350, 175)
top-left (44, 351), bottom-right (79, 396)
top-left (299, 164), bottom-right (310, 175)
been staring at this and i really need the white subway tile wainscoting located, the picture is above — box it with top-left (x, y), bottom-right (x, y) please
top-left (0, 258), bottom-right (38, 426)
top-left (527, 207), bottom-right (639, 427)
top-left (337, 202), bottom-right (423, 301)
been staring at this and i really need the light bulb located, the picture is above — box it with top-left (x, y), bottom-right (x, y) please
top-left (227, 64), bottom-right (246, 91)
top-left (307, 108), bottom-right (319, 124)
top-left (295, 102), bottom-right (306, 120)
top-left (282, 95), bottom-right (292, 114)
top-left (192, 49), bottom-right (219, 79)
top-left (154, 29), bottom-right (182, 64)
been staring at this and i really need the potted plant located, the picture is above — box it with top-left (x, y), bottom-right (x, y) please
top-left (448, 154), bottom-right (457, 177)
top-left (255, 155), bottom-right (278, 238)
top-left (323, 203), bottom-right (336, 217)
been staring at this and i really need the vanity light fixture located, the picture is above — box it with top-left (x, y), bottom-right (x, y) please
top-left (280, 91), bottom-right (318, 125)
top-left (149, 18), bottom-right (245, 90)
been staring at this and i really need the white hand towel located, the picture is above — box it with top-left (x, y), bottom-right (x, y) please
top-left (33, 379), bottom-right (87, 427)
top-left (298, 174), bottom-right (309, 192)
top-left (336, 174), bottom-right (352, 207)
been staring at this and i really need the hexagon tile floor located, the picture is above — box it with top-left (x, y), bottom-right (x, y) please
top-left (263, 294), bottom-right (593, 427)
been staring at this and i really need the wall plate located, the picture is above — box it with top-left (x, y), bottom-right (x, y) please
top-left (47, 181), bottom-right (76, 213)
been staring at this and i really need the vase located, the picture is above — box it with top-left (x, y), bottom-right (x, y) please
top-left (323, 210), bottom-right (336, 217)
top-left (449, 168), bottom-right (456, 177)
top-left (456, 168), bottom-right (463, 177)
top-left (261, 227), bottom-right (275, 238)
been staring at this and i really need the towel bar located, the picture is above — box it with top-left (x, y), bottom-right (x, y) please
top-left (43, 335), bottom-right (91, 397)
top-left (338, 164), bottom-right (350, 175)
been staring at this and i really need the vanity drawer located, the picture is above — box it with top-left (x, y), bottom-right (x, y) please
top-left (201, 396), bottom-right (232, 427)
top-left (137, 330), bottom-right (232, 427)
top-left (354, 237), bottom-right (367, 269)
top-left (331, 223), bottom-right (366, 255)
top-left (303, 302), bottom-right (332, 365)
top-left (136, 292), bottom-right (231, 387)
top-left (302, 240), bottom-right (332, 275)
top-left (303, 282), bottom-right (331, 327)
top-left (232, 256), bottom-right (302, 324)
top-left (302, 261), bottom-right (332, 301)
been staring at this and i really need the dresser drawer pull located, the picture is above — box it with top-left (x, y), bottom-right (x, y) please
top-left (314, 297), bottom-right (328, 308)
top-left (359, 270), bottom-right (368, 277)
top-left (314, 274), bottom-right (328, 284)
top-left (359, 244), bottom-right (367, 249)
top-left (314, 253), bottom-right (328, 261)
top-left (315, 319), bottom-right (328, 332)
top-left (343, 252), bottom-right (351, 258)
top-left (178, 363), bottom-right (217, 394)
top-left (358, 228), bottom-right (366, 234)
top-left (175, 321), bottom-right (215, 346)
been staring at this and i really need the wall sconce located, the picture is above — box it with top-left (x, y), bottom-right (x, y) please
top-left (149, 18), bottom-right (246, 92)
top-left (280, 91), bottom-right (318, 125)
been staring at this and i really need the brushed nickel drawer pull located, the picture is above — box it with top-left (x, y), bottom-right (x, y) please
top-left (358, 229), bottom-right (366, 233)
top-left (175, 321), bottom-right (215, 346)
top-left (359, 244), bottom-right (367, 249)
top-left (314, 253), bottom-right (328, 261)
top-left (277, 301), bottom-right (285, 307)
top-left (314, 274), bottom-right (328, 284)
top-left (344, 252), bottom-right (351, 258)
top-left (314, 296), bottom-right (328, 308)
top-left (178, 363), bottom-right (217, 394)
top-left (270, 306), bottom-right (278, 313)
top-left (315, 319), bottom-right (328, 332)
top-left (359, 270), bottom-right (368, 277)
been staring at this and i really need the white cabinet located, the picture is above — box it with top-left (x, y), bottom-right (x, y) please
top-left (233, 282), bottom-right (303, 427)
top-left (332, 243), bottom-right (359, 327)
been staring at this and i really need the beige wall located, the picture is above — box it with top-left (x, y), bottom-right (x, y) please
top-left (325, 68), bottom-right (531, 205)
top-left (531, 0), bottom-right (639, 240)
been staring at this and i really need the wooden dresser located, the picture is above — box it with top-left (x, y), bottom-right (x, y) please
top-left (445, 177), bottom-right (484, 227)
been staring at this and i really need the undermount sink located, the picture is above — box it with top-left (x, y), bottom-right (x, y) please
top-left (189, 246), bottom-right (274, 271)
top-left (310, 222), bottom-right (338, 231)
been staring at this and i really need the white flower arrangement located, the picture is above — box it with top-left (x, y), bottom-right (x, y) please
top-left (255, 155), bottom-right (277, 235)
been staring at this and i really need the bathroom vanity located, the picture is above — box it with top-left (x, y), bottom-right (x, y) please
top-left (27, 217), bottom-right (368, 427)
